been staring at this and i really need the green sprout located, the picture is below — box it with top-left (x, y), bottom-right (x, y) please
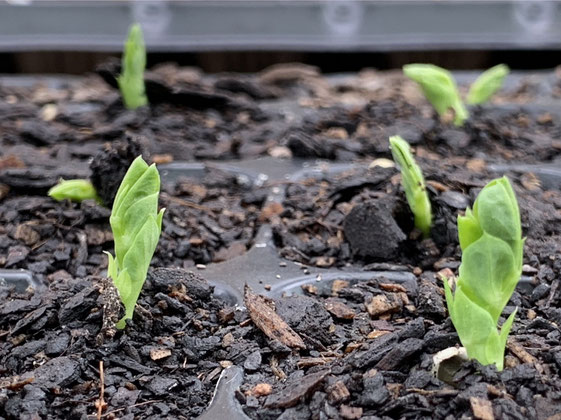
top-left (106, 156), bottom-right (164, 329)
top-left (403, 63), bottom-right (510, 126)
top-left (118, 23), bottom-right (148, 110)
top-left (389, 135), bottom-right (432, 238)
top-left (403, 64), bottom-right (468, 126)
top-left (443, 176), bottom-right (523, 371)
top-left (48, 179), bottom-right (101, 204)
top-left (466, 64), bottom-right (510, 105)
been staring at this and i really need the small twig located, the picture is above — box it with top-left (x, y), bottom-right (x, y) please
top-left (160, 192), bottom-right (214, 213)
top-left (92, 399), bottom-right (163, 418)
top-left (407, 388), bottom-right (459, 397)
top-left (95, 361), bottom-right (105, 420)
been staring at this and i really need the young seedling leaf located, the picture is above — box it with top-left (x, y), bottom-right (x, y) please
top-left (48, 179), bottom-right (101, 204)
top-left (106, 156), bottom-right (164, 329)
top-left (403, 63), bottom-right (469, 126)
top-left (466, 64), bottom-right (509, 105)
top-left (444, 176), bottom-right (523, 370)
top-left (118, 23), bottom-right (148, 110)
top-left (389, 135), bottom-right (432, 238)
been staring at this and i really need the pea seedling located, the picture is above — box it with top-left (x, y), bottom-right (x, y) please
top-left (443, 176), bottom-right (523, 370)
top-left (106, 156), bottom-right (164, 328)
top-left (466, 64), bottom-right (510, 105)
top-left (403, 64), bottom-right (468, 126)
top-left (403, 63), bottom-right (509, 126)
top-left (389, 135), bottom-right (432, 238)
top-left (118, 23), bottom-right (148, 110)
top-left (48, 179), bottom-right (101, 204)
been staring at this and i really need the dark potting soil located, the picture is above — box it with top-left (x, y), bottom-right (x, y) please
top-left (1, 66), bottom-right (561, 420)
top-left (273, 155), bottom-right (561, 270)
top-left (239, 271), bottom-right (561, 420)
top-left (0, 138), bottom-right (266, 285)
top-left (0, 268), bottom-right (249, 419)
top-left (1, 64), bottom-right (561, 171)
top-left (229, 158), bottom-right (561, 419)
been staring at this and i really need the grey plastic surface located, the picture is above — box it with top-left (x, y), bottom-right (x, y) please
top-left (1, 1), bottom-right (561, 52)
top-left (0, 269), bottom-right (42, 293)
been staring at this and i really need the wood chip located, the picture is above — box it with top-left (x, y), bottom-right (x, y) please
top-left (149, 348), bottom-right (172, 361)
top-left (14, 224), bottom-right (40, 246)
top-left (301, 284), bottom-right (318, 295)
top-left (264, 369), bottom-right (329, 408)
top-left (0, 376), bottom-right (34, 391)
top-left (507, 340), bottom-right (539, 365)
top-left (324, 127), bottom-right (348, 140)
top-left (467, 158), bottom-right (486, 172)
top-left (340, 405), bottom-right (363, 420)
top-left (222, 332), bottom-right (235, 347)
top-left (345, 342), bottom-right (362, 353)
top-left (259, 202), bottom-right (284, 222)
top-left (0, 154), bottom-right (25, 170)
top-left (324, 298), bottom-right (355, 320)
top-left (247, 383), bottom-right (273, 397)
top-left (332, 279), bottom-right (350, 295)
top-left (189, 237), bottom-right (204, 246)
top-left (386, 383), bottom-right (402, 399)
top-left (379, 283), bottom-right (407, 293)
top-left (297, 357), bottom-right (336, 369)
top-left (426, 180), bottom-right (449, 192)
top-left (315, 256), bottom-right (335, 267)
top-left (365, 293), bottom-right (402, 317)
top-left (152, 154), bottom-right (173, 164)
top-left (244, 285), bottom-right (306, 349)
top-left (367, 330), bottom-right (391, 339)
top-left (470, 397), bottom-right (495, 420)
top-left (327, 380), bottom-right (350, 404)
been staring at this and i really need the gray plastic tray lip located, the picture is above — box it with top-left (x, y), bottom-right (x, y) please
top-left (2, 0), bottom-right (561, 52)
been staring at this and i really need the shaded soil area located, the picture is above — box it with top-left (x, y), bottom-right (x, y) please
top-left (273, 155), bottom-right (561, 270)
top-left (1, 67), bottom-right (561, 419)
top-left (1, 65), bottom-right (561, 173)
top-left (239, 271), bottom-right (561, 420)
top-left (0, 269), bottom-right (246, 419)
top-left (231, 160), bottom-right (561, 419)
top-left (0, 139), bottom-right (266, 286)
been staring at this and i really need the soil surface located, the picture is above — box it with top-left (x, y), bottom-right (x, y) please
top-left (240, 271), bottom-right (561, 420)
top-left (1, 64), bottom-right (561, 170)
top-left (273, 156), bottom-right (561, 270)
top-left (0, 138), bottom-right (266, 287)
top-left (0, 268), bottom-right (245, 419)
top-left (1, 66), bottom-right (561, 420)
top-left (233, 160), bottom-right (561, 420)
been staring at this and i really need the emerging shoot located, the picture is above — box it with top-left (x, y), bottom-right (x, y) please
top-left (467, 64), bottom-right (510, 105)
top-left (48, 179), bottom-right (101, 204)
top-left (403, 63), bottom-right (509, 126)
top-left (389, 135), bottom-right (432, 238)
top-left (443, 176), bottom-right (523, 371)
top-left (106, 156), bottom-right (164, 329)
top-left (118, 23), bottom-right (148, 110)
top-left (403, 63), bottom-right (468, 126)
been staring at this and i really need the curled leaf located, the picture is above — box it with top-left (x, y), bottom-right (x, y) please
top-left (389, 135), bottom-right (432, 238)
top-left (403, 63), bottom-right (468, 126)
top-left (467, 64), bottom-right (509, 105)
top-left (106, 156), bottom-right (164, 328)
top-left (48, 179), bottom-right (100, 203)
